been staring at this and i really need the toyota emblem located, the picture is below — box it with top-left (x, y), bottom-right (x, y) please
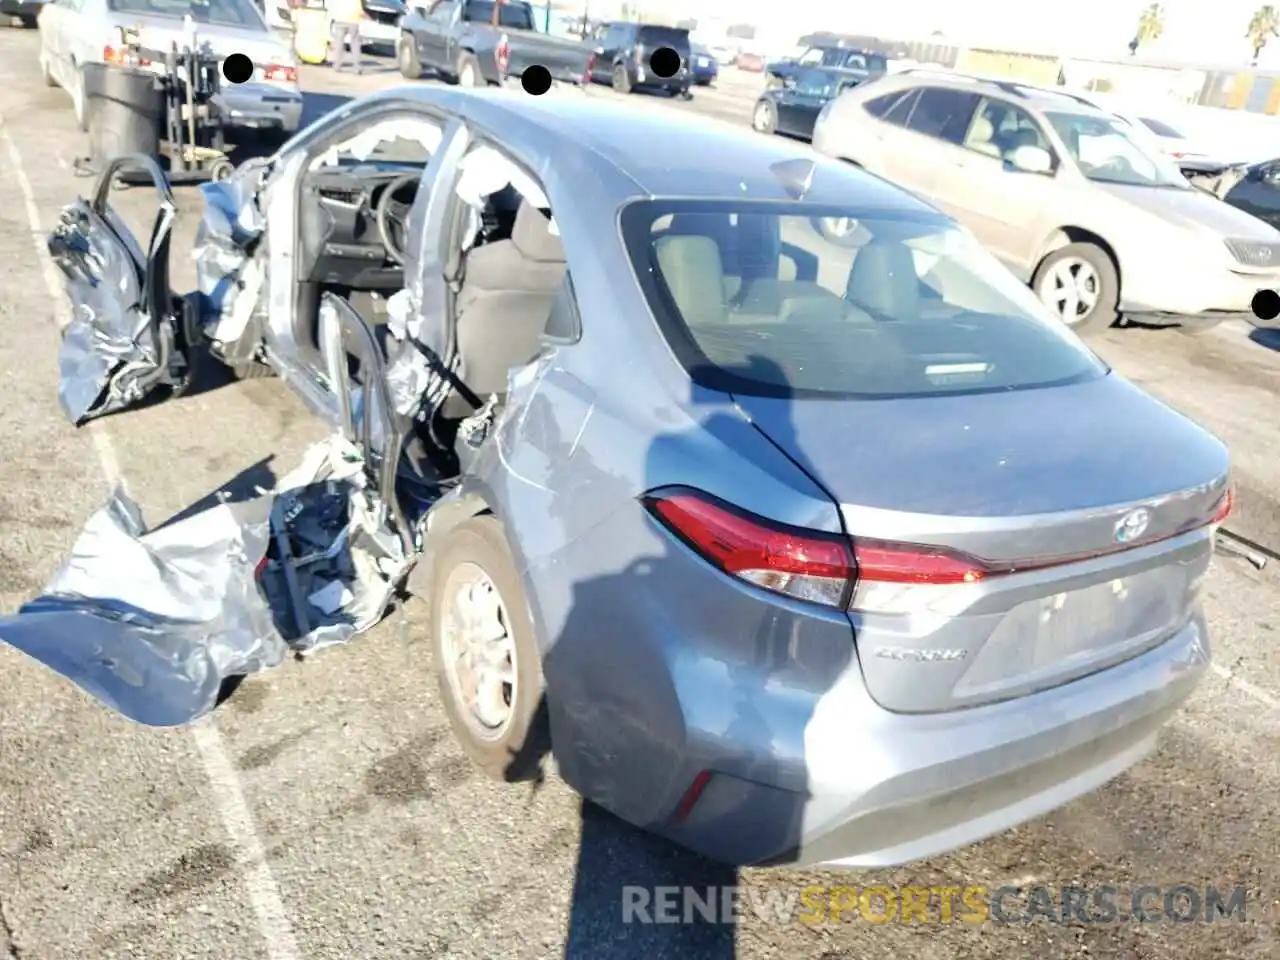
top-left (1114, 508), bottom-right (1151, 544)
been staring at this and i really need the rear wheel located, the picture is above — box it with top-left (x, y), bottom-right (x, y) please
top-left (456, 52), bottom-right (482, 87)
top-left (430, 516), bottom-right (549, 782)
top-left (231, 359), bottom-right (274, 380)
top-left (1031, 242), bottom-right (1119, 335)
top-left (612, 63), bottom-right (632, 94)
top-left (752, 99), bottom-right (777, 134)
top-left (397, 34), bottom-right (422, 79)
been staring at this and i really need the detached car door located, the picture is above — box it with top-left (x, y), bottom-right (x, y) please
top-left (46, 155), bottom-right (195, 426)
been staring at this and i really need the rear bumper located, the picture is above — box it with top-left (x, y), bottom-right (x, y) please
top-left (540, 504), bottom-right (1210, 870)
top-left (662, 616), bottom-right (1209, 868)
top-left (218, 83), bottom-right (303, 133)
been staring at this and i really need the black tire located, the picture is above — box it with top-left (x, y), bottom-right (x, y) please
top-left (612, 63), bottom-right (632, 94)
top-left (456, 51), bottom-right (482, 87)
top-left (397, 33), bottom-right (422, 79)
top-left (751, 98), bottom-right (777, 135)
top-left (430, 515), bottom-right (549, 782)
top-left (1031, 242), bottom-right (1120, 335)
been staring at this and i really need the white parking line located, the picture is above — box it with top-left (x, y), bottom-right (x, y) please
top-left (1211, 662), bottom-right (1280, 710)
top-left (0, 117), bottom-right (303, 960)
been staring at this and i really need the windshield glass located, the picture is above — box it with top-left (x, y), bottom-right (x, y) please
top-left (1046, 111), bottom-right (1187, 187)
top-left (620, 200), bottom-right (1107, 399)
top-left (108, 0), bottom-right (263, 27)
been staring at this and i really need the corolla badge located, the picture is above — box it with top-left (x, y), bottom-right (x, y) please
top-left (1114, 508), bottom-right (1151, 544)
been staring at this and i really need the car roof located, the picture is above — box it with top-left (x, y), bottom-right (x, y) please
top-left (383, 86), bottom-right (946, 212)
top-left (869, 71), bottom-right (1115, 119)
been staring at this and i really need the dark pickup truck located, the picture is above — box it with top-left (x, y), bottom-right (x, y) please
top-left (397, 0), bottom-right (592, 87)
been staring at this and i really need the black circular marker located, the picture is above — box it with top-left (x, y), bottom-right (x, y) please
top-left (222, 52), bottom-right (253, 85)
top-left (649, 46), bottom-right (679, 79)
top-left (521, 64), bottom-right (552, 96)
top-left (1252, 288), bottom-right (1280, 322)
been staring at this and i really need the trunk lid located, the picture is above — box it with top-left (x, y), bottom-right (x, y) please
top-left (731, 373), bottom-right (1230, 713)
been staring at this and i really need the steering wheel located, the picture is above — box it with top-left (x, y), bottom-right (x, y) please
top-left (375, 173), bottom-right (421, 266)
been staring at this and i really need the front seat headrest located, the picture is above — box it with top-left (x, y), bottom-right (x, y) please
top-left (845, 239), bottom-right (921, 321)
top-left (511, 201), bottom-right (565, 263)
top-left (654, 234), bottom-right (727, 327)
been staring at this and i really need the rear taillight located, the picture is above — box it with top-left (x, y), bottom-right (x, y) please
top-left (264, 63), bottom-right (298, 83)
top-left (643, 488), bottom-right (855, 608)
top-left (104, 45), bottom-right (151, 67)
top-left (1210, 485), bottom-right (1234, 526)
top-left (496, 34), bottom-right (510, 74)
top-left (585, 52), bottom-right (596, 76)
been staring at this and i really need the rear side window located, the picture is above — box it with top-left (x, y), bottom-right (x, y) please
top-left (880, 88), bottom-right (920, 125)
top-left (908, 88), bottom-right (980, 144)
top-left (463, 0), bottom-right (533, 28)
top-left (619, 199), bottom-right (1107, 399)
top-left (864, 90), bottom-right (909, 118)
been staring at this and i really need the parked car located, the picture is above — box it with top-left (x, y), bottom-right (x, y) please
top-left (752, 65), bottom-right (860, 141)
top-left (32, 85), bottom-right (1230, 870)
top-left (37, 0), bottom-right (302, 135)
top-left (398, 0), bottom-right (591, 86)
top-left (2, 0), bottom-right (44, 28)
top-left (585, 20), bottom-right (691, 96)
top-left (813, 70), bottom-right (1280, 334)
top-left (1031, 88), bottom-right (1243, 178)
top-left (766, 41), bottom-right (886, 91)
top-left (260, 0), bottom-right (403, 51)
top-left (690, 42), bottom-right (717, 86)
top-left (701, 40), bottom-right (737, 66)
top-left (1188, 155), bottom-right (1280, 232)
top-left (735, 50), bottom-right (764, 72)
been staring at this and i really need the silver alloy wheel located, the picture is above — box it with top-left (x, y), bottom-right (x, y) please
top-left (460, 61), bottom-right (478, 87)
top-left (752, 101), bottom-right (772, 132)
top-left (1037, 256), bottom-right (1100, 326)
top-left (439, 561), bottom-right (518, 741)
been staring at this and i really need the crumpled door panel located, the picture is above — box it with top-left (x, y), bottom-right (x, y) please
top-left (0, 435), bottom-right (413, 727)
top-left (193, 159), bottom-right (272, 366)
top-left (48, 155), bottom-right (196, 426)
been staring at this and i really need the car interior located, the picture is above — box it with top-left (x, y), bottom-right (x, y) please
top-left (648, 213), bottom-right (1082, 395)
top-left (293, 119), bottom-right (570, 491)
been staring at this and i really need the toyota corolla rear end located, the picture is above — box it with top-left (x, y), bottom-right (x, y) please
top-left (605, 194), bottom-right (1228, 868)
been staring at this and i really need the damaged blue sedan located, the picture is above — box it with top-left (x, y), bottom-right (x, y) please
top-left (4, 87), bottom-right (1233, 870)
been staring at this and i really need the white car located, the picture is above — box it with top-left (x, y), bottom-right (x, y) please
top-left (38, 0), bottom-right (303, 136)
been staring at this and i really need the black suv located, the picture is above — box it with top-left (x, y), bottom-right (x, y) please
top-left (586, 22), bottom-right (692, 97)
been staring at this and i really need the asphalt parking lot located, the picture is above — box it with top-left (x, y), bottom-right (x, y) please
top-left (2, 27), bottom-right (1280, 960)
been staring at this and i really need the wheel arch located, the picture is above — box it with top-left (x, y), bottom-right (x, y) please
top-left (1035, 226), bottom-right (1123, 295)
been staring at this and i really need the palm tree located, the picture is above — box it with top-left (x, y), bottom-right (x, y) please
top-left (1247, 5), bottom-right (1280, 64)
top-left (1130, 2), bottom-right (1165, 55)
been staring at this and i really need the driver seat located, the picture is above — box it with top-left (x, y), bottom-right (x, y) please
top-left (444, 201), bottom-right (566, 419)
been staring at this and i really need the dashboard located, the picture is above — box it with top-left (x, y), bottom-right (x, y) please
top-left (299, 162), bottom-right (422, 290)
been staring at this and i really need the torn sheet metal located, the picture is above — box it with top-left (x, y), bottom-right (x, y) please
top-left (193, 160), bottom-right (270, 364)
top-left (0, 435), bottom-right (412, 727)
top-left (49, 199), bottom-right (189, 426)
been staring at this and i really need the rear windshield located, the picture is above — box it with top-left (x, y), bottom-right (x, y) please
top-left (638, 25), bottom-right (690, 51)
top-left (620, 200), bottom-right (1107, 399)
top-left (107, 0), bottom-right (262, 27)
top-left (463, 0), bottom-right (533, 29)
